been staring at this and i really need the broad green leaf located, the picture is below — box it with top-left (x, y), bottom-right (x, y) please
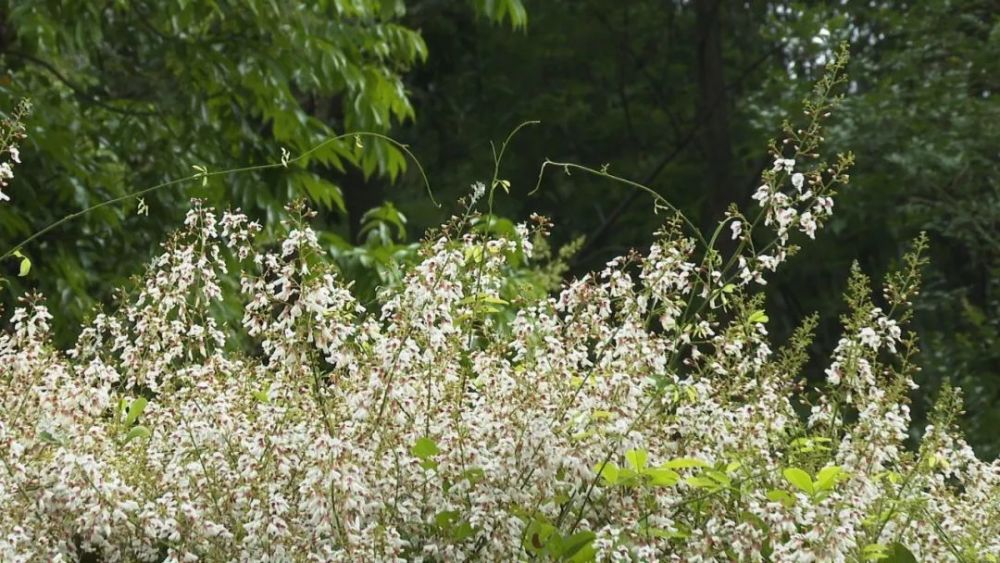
top-left (411, 436), bottom-right (440, 460)
top-left (782, 467), bottom-right (814, 495)
top-left (435, 510), bottom-right (459, 528)
top-left (451, 521), bottom-right (475, 541)
top-left (594, 462), bottom-right (620, 485)
top-left (124, 397), bottom-right (148, 427)
top-left (618, 467), bottom-right (638, 483)
top-left (748, 310), bottom-right (770, 324)
top-left (685, 476), bottom-right (721, 490)
top-left (647, 527), bottom-right (690, 540)
top-left (566, 544), bottom-right (596, 562)
top-left (13, 250), bottom-right (30, 277)
top-left (624, 449), bottom-right (648, 470)
top-left (863, 543), bottom-right (890, 561)
top-left (705, 470), bottom-right (732, 486)
top-left (123, 425), bottom-right (150, 444)
top-left (766, 489), bottom-right (796, 507)
top-left (815, 465), bottom-right (845, 491)
top-left (560, 531), bottom-right (596, 560)
top-left (645, 468), bottom-right (680, 487)
top-left (523, 518), bottom-right (556, 553)
top-left (884, 542), bottom-right (918, 563)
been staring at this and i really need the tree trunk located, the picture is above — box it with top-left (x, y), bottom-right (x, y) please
top-left (694, 0), bottom-right (733, 236)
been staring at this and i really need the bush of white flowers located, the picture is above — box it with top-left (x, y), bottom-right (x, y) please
top-left (1, 47), bottom-right (998, 562)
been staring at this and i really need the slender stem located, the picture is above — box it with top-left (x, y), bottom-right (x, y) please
top-left (532, 160), bottom-right (708, 250)
top-left (2, 131), bottom-right (436, 262)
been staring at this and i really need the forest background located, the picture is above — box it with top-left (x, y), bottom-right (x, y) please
top-left (1, 0), bottom-right (997, 456)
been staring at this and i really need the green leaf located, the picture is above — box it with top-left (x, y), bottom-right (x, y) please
top-left (560, 531), bottom-right (596, 560)
top-left (644, 467), bottom-right (680, 487)
top-left (815, 465), bottom-right (846, 491)
top-left (884, 542), bottom-right (918, 563)
top-left (766, 489), bottom-right (796, 507)
top-left (123, 425), bottom-right (150, 444)
top-left (705, 470), bottom-right (733, 486)
top-left (523, 518), bottom-right (557, 554)
top-left (435, 510), bottom-right (459, 529)
top-left (123, 397), bottom-right (148, 427)
top-left (863, 543), bottom-right (890, 561)
top-left (13, 250), bottom-right (30, 277)
top-left (594, 462), bottom-right (620, 485)
top-left (251, 382), bottom-right (272, 404)
top-left (748, 310), bottom-right (770, 324)
top-left (685, 476), bottom-right (721, 490)
top-left (782, 467), bottom-right (814, 495)
top-left (624, 449), bottom-right (648, 470)
top-left (451, 521), bottom-right (475, 541)
top-left (566, 544), bottom-right (596, 562)
top-left (411, 436), bottom-right (440, 460)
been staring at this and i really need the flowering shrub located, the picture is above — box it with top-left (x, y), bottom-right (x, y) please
top-left (0, 99), bottom-right (29, 204)
top-left (2, 48), bottom-right (998, 562)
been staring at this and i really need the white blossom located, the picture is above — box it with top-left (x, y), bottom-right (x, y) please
top-left (792, 172), bottom-right (805, 192)
top-left (730, 220), bottom-right (743, 240)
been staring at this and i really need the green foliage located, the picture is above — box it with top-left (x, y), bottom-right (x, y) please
top-left (0, 0), bottom-right (521, 343)
top-left (0, 0), bottom-right (423, 332)
top-left (780, 465), bottom-right (847, 502)
top-left (117, 396), bottom-right (152, 445)
top-left (522, 517), bottom-right (597, 561)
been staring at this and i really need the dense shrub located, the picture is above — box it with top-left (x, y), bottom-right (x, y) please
top-left (1, 48), bottom-right (997, 562)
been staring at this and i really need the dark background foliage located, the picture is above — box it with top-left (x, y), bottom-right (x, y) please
top-left (1, 0), bottom-right (997, 455)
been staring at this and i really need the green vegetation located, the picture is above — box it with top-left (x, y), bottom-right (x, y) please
top-left (0, 0), bottom-right (997, 539)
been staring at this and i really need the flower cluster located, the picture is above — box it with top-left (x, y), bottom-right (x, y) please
top-left (2, 51), bottom-right (997, 562)
top-left (0, 100), bottom-right (30, 203)
top-left (1, 183), bottom-right (998, 561)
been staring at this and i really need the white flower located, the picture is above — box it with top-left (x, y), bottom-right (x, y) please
top-left (730, 220), bottom-right (742, 240)
top-left (9, 146), bottom-right (20, 163)
top-left (791, 172), bottom-right (805, 192)
top-left (752, 184), bottom-right (770, 204)
top-left (470, 181), bottom-right (486, 203)
top-left (0, 186), bottom-right (8, 202)
top-left (859, 327), bottom-right (880, 350)
top-left (0, 162), bottom-right (13, 181)
top-left (826, 364), bottom-right (842, 385)
top-left (799, 211), bottom-right (817, 238)
top-left (776, 207), bottom-right (797, 230)
top-left (772, 158), bottom-right (796, 173)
